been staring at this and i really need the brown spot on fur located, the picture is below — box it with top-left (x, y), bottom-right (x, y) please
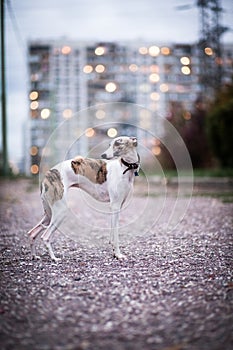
top-left (41, 169), bottom-right (64, 205)
top-left (71, 157), bottom-right (107, 184)
top-left (96, 162), bottom-right (107, 184)
top-left (71, 156), bottom-right (84, 173)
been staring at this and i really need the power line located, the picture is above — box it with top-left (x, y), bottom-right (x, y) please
top-left (6, 0), bottom-right (26, 54)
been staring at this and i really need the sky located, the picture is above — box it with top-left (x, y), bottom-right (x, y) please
top-left (3, 0), bottom-right (233, 166)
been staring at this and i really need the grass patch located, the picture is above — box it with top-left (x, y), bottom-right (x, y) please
top-left (142, 168), bottom-right (233, 178)
top-left (193, 168), bottom-right (233, 177)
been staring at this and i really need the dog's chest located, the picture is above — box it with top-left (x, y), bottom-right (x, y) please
top-left (94, 181), bottom-right (110, 202)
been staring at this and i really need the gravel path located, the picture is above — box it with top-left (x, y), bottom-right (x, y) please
top-left (0, 178), bottom-right (232, 350)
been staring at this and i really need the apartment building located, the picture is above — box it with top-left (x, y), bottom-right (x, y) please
top-left (26, 39), bottom-right (232, 174)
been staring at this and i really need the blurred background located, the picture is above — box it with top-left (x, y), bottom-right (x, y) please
top-left (1, 0), bottom-right (233, 176)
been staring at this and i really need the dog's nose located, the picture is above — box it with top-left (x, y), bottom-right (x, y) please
top-left (101, 153), bottom-right (107, 159)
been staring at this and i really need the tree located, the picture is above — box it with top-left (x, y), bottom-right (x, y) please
top-left (166, 100), bottom-right (211, 168)
top-left (206, 84), bottom-right (233, 167)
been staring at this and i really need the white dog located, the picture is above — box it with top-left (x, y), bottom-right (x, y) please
top-left (28, 136), bottom-right (140, 261)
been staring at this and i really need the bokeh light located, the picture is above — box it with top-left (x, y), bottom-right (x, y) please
top-left (161, 47), bottom-right (170, 55)
top-left (107, 127), bottom-right (118, 138)
top-left (150, 92), bottom-right (160, 101)
top-left (30, 101), bottom-right (39, 110)
top-left (41, 108), bottom-right (51, 119)
top-left (63, 109), bottom-right (73, 119)
top-left (95, 64), bottom-right (105, 73)
top-left (85, 128), bottom-right (95, 137)
top-left (138, 47), bottom-right (148, 55)
top-left (30, 146), bottom-right (38, 156)
top-left (95, 46), bottom-right (105, 56)
top-left (31, 164), bottom-right (39, 174)
top-left (181, 66), bottom-right (191, 75)
top-left (148, 46), bottom-right (160, 57)
top-left (152, 146), bottom-right (161, 156)
top-left (61, 46), bottom-right (72, 55)
top-left (149, 73), bottom-right (160, 83)
top-left (105, 82), bottom-right (117, 93)
top-left (204, 47), bottom-right (213, 56)
top-left (29, 91), bottom-right (38, 100)
top-left (83, 65), bottom-right (93, 73)
top-left (129, 64), bottom-right (138, 72)
top-left (96, 110), bottom-right (106, 119)
top-left (180, 56), bottom-right (190, 65)
top-left (160, 84), bottom-right (169, 92)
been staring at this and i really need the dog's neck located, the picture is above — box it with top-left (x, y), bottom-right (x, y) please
top-left (121, 148), bottom-right (139, 164)
top-left (120, 149), bottom-right (140, 176)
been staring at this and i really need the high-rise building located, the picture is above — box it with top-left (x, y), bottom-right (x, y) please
top-left (26, 39), bottom-right (233, 175)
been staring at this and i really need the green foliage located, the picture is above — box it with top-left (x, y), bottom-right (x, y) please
top-left (165, 101), bottom-right (211, 168)
top-left (206, 85), bottom-right (233, 167)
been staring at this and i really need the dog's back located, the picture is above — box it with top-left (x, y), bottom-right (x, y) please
top-left (71, 156), bottom-right (108, 184)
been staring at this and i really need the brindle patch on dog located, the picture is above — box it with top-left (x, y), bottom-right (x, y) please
top-left (41, 169), bottom-right (64, 205)
top-left (71, 157), bottom-right (107, 184)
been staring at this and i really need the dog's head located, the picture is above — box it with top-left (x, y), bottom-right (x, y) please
top-left (101, 136), bottom-right (138, 160)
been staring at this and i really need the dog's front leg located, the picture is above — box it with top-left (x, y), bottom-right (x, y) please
top-left (110, 205), bottom-right (126, 260)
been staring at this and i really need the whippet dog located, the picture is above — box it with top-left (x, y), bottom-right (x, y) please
top-left (28, 136), bottom-right (140, 261)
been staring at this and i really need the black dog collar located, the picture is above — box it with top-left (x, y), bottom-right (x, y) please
top-left (121, 156), bottom-right (140, 175)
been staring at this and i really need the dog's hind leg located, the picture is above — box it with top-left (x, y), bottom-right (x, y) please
top-left (28, 214), bottom-right (50, 260)
top-left (40, 198), bottom-right (68, 261)
top-left (41, 222), bottom-right (59, 262)
top-left (41, 212), bottom-right (65, 262)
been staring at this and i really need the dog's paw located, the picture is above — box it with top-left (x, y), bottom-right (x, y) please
top-left (31, 255), bottom-right (41, 261)
top-left (114, 253), bottom-right (127, 260)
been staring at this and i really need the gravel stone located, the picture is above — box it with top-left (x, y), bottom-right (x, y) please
top-left (0, 178), bottom-right (232, 350)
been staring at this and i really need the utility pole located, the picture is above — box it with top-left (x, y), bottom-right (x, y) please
top-left (1, 0), bottom-right (9, 176)
top-left (176, 0), bottom-right (228, 98)
top-left (197, 0), bottom-right (227, 96)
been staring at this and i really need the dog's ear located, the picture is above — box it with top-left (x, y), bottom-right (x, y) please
top-left (71, 159), bottom-right (82, 173)
top-left (71, 160), bottom-right (78, 173)
top-left (114, 138), bottom-right (122, 146)
top-left (131, 137), bottom-right (137, 147)
top-left (71, 156), bottom-right (85, 173)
